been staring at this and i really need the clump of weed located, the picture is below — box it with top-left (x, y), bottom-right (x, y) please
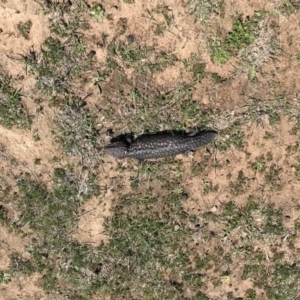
top-left (89, 4), bottom-right (105, 22)
top-left (230, 170), bottom-right (248, 196)
top-left (14, 171), bottom-right (210, 298)
top-left (107, 42), bottom-right (151, 64)
top-left (0, 272), bottom-right (11, 284)
top-left (183, 54), bottom-right (206, 82)
top-left (151, 4), bottom-right (174, 36)
top-left (244, 31), bottom-right (280, 80)
top-left (0, 204), bottom-right (8, 224)
top-left (34, 158), bottom-right (41, 165)
top-left (247, 99), bottom-right (281, 126)
top-left (95, 193), bottom-right (204, 298)
top-left (221, 198), bottom-right (283, 235)
top-left (265, 164), bottom-right (281, 189)
top-left (54, 98), bottom-right (102, 164)
top-left (17, 20), bottom-right (32, 39)
top-left (251, 155), bottom-right (266, 172)
top-left (201, 180), bottom-right (219, 194)
top-left (192, 161), bottom-right (208, 175)
top-left (204, 197), bottom-right (286, 294)
top-left (293, 156), bottom-right (300, 180)
top-left (106, 42), bottom-right (177, 73)
top-left (35, 0), bottom-right (89, 36)
top-left (209, 36), bottom-right (229, 64)
top-left (245, 289), bottom-right (257, 299)
top-left (191, 62), bottom-right (206, 82)
top-left (144, 51), bottom-right (178, 73)
top-left (280, 0), bottom-right (298, 15)
top-left (23, 36), bottom-right (89, 95)
top-left (33, 133), bottom-right (40, 142)
top-left (210, 12), bottom-right (266, 64)
top-left (0, 72), bottom-right (30, 129)
top-left (186, 0), bottom-right (225, 23)
top-left (15, 168), bottom-right (98, 292)
top-left (216, 125), bottom-right (244, 152)
top-left (10, 252), bottom-right (35, 276)
top-left (210, 72), bottom-right (226, 83)
top-left (243, 262), bottom-right (300, 299)
top-left (264, 131), bottom-right (275, 139)
top-left (290, 111), bottom-right (300, 134)
top-left (286, 142), bottom-right (300, 155)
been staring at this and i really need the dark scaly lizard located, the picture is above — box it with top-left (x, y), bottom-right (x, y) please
top-left (104, 129), bottom-right (217, 161)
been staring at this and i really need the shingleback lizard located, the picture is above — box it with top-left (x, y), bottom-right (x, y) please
top-left (104, 129), bottom-right (217, 161)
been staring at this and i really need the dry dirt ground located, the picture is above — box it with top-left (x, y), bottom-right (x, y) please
top-left (1, 0), bottom-right (300, 299)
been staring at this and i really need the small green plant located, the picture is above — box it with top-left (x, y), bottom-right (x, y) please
top-left (89, 4), bottom-right (105, 22)
top-left (266, 151), bottom-right (273, 161)
top-left (34, 158), bottom-right (41, 165)
top-left (0, 205), bottom-right (8, 223)
top-left (17, 20), bottom-right (32, 39)
top-left (201, 180), bottom-right (219, 195)
top-left (0, 272), bottom-right (11, 284)
top-left (154, 23), bottom-right (167, 35)
top-left (192, 62), bottom-right (206, 81)
top-left (210, 38), bottom-right (229, 64)
top-left (296, 53), bottom-right (300, 64)
top-left (226, 17), bottom-right (256, 52)
top-left (107, 42), bottom-right (151, 64)
top-left (293, 156), bottom-right (300, 180)
top-left (74, 36), bottom-right (87, 55)
top-left (33, 133), bottom-right (40, 142)
top-left (265, 164), bottom-right (281, 189)
top-left (183, 54), bottom-right (206, 82)
top-left (251, 155), bottom-right (266, 172)
top-left (230, 170), bottom-right (248, 195)
top-left (264, 131), bottom-right (275, 139)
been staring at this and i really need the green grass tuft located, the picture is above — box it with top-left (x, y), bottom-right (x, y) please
top-left (17, 20), bottom-right (32, 39)
top-left (0, 73), bottom-right (30, 129)
top-left (89, 4), bottom-right (105, 22)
